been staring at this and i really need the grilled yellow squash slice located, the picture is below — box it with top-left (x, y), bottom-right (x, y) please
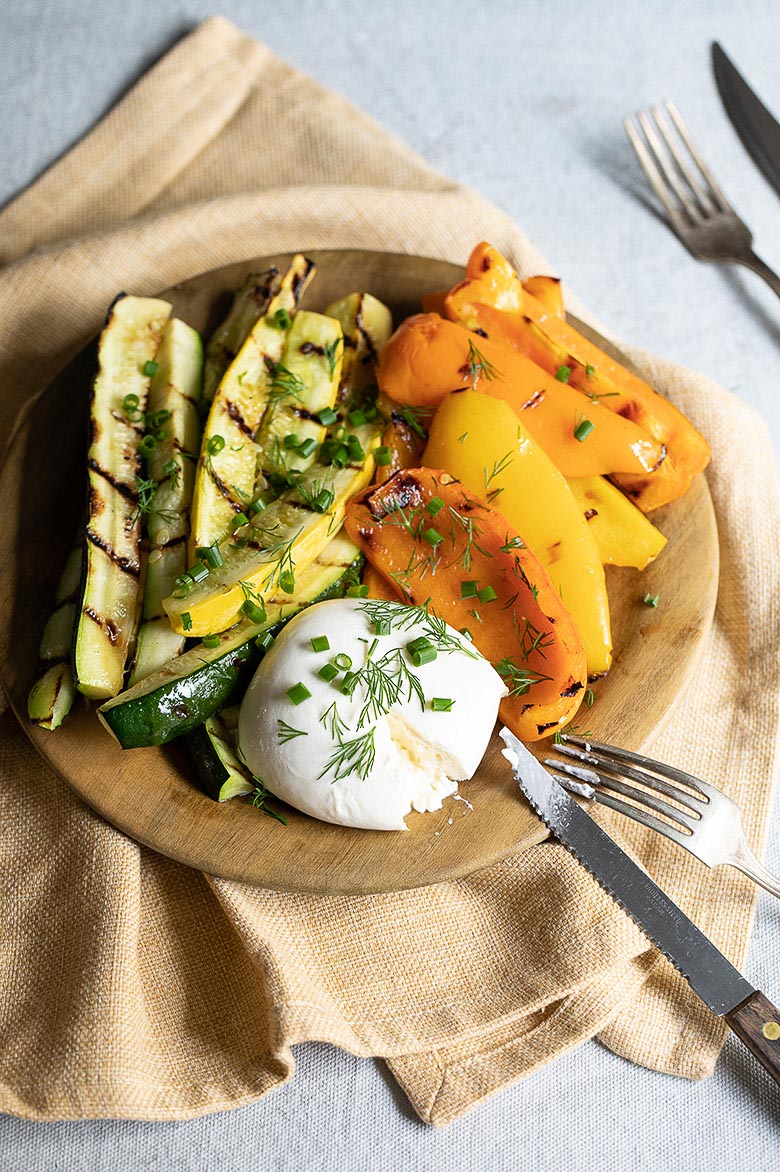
top-left (324, 292), bottom-right (393, 400)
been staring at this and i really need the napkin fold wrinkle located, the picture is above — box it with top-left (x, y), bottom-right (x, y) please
top-left (1, 15), bottom-right (779, 1127)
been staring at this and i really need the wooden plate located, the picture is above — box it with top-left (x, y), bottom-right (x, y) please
top-left (0, 251), bottom-right (719, 894)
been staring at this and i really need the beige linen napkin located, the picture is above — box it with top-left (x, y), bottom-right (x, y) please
top-left (2, 17), bottom-right (779, 1127)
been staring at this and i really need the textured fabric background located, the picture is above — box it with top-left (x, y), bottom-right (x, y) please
top-left (2, 2), bottom-right (780, 1168)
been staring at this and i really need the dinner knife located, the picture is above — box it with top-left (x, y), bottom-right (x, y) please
top-left (712, 42), bottom-right (780, 199)
top-left (499, 727), bottom-right (780, 1087)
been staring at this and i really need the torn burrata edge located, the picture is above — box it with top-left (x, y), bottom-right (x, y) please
top-left (238, 597), bottom-right (507, 830)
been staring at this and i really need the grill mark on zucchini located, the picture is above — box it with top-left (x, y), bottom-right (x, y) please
top-left (292, 259), bottom-right (316, 298)
top-left (87, 457), bottom-right (138, 501)
top-left (225, 399), bottom-right (255, 439)
top-left (290, 406), bottom-right (319, 423)
top-left (159, 533), bottom-right (187, 549)
top-left (83, 605), bottom-right (120, 645)
top-left (355, 296), bottom-right (379, 363)
top-left (204, 461), bottom-right (245, 513)
top-left (85, 528), bottom-right (141, 576)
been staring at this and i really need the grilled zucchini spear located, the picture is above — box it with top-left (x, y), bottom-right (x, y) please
top-left (202, 268), bottom-right (284, 405)
top-left (324, 293), bottom-right (393, 400)
top-left (74, 295), bottom-right (172, 700)
top-left (27, 539), bottom-right (83, 729)
top-left (190, 254), bottom-right (315, 558)
top-left (128, 319), bottom-right (204, 685)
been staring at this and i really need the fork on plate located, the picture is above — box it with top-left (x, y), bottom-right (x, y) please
top-left (624, 101), bottom-right (780, 302)
top-left (545, 735), bottom-right (780, 899)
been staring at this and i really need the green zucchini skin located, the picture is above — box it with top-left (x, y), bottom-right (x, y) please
top-left (99, 551), bottom-right (363, 749)
top-left (186, 708), bottom-right (255, 802)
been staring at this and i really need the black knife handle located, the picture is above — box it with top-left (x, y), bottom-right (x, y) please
top-left (726, 990), bottom-right (780, 1087)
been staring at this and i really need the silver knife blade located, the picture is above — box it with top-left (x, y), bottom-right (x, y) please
top-left (500, 728), bottom-right (755, 1017)
top-left (712, 42), bottom-right (780, 198)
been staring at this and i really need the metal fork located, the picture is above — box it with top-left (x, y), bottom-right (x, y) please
top-left (544, 735), bottom-right (780, 899)
top-left (624, 101), bottom-right (780, 301)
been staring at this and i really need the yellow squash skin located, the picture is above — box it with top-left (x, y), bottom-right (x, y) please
top-left (567, 476), bottom-right (667, 570)
top-left (424, 390), bottom-right (612, 676)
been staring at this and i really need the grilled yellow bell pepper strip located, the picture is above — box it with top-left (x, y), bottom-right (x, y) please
top-left (567, 476), bottom-right (667, 570)
top-left (423, 390), bottom-right (612, 677)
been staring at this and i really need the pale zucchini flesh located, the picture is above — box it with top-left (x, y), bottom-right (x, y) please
top-left (190, 255), bottom-right (315, 557)
top-left (324, 293), bottom-right (393, 400)
top-left (129, 319), bottom-right (204, 685)
top-left (164, 421), bottom-right (382, 636)
top-left (74, 295), bottom-right (172, 700)
top-left (27, 541), bottom-right (83, 729)
top-left (202, 268), bottom-right (284, 404)
top-left (253, 309), bottom-right (343, 480)
top-left (187, 707), bottom-right (256, 802)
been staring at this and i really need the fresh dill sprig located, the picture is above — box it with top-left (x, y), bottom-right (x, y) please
top-left (553, 720), bottom-right (593, 746)
top-left (277, 719), bottom-right (308, 745)
top-left (356, 597), bottom-right (479, 660)
top-left (466, 339), bottom-right (501, 388)
top-left (249, 777), bottom-right (288, 824)
top-left (267, 361), bottom-right (306, 408)
top-left (495, 656), bottom-right (551, 696)
top-left (394, 403), bottom-right (433, 440)
top-left (323, 337), bottom-right (342, 379)
top-left (483, 453), bottom-right (514, 503)
top-left (319, 728), bottom-right (377, 783)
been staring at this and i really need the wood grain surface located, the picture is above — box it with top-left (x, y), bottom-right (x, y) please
top-left (0, 251), bottom-right (719, 893)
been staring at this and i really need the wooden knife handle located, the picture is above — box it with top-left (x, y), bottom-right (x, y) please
top-left (725, 990), bottom-right (780, 1087)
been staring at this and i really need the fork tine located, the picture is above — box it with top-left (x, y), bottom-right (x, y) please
top-left (638, 109), bottom-right (700, 222)
top-left (665, 101), bottom-right (732, 213)
top-left (650, 105), bottom-right (716, 215)
top-left (560, 735), bottom-right (718, 800)
top-left (624, 116), bottom-right (690, 233)
top-left (546, 758), bottom-right (698, 829)
top-left (547, 769), bottom-right (693, 847)
top-left (554, 743), bottom-right (707, 813)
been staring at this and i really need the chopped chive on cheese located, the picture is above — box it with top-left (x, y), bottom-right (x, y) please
top-left (431, 697), bottom-right (455, 712)
top-left (318, 662), bottom-right (339, 682)
top-left (274, 308), bottom-right (292, 329)
top-left (241, 600), bottom-right (266, 624)
top-left (573, 418), bottom-right (595, 443)
top-left (460, 580), bottom-right (479, 598)
top-left (143, 360), bottom-right (159, 377)
top-left (346, 584), bottom-right (369, 598)
top-left (311, 635), bottom-right (330, 653)
top-left (317, 407), bottom-right (338, 427)
top-left (181, 612), bottom-right (193, 632)
top-left (287, 682), bottom-right (312, 705)
top-left (373, 620), bottom-right (391, 636)
top-left (422, 527), bottom-right (443, 547)
top-left (333, 652), bottom-right (352, 671)
top-left (202, 634), bottom-right (221, 648)
top-left (643, 593), bottom-right (659, 608)
top-left (555, 364), bottom-right (571, 383)
top-left (407, 636), bottom-right (437, 666)
top-left (373, 446), bottom-right (392, 466)
top-left (477, 586), bottom-right (498, 603)
top-left (340, 671), bottom-right (359, 695)
top-left (425, 496), bottom-right (444, 516)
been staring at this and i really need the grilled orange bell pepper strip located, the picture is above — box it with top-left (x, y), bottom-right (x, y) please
top-left (522, 275), bottom-right (564, 318)
top-left (424, 390), bottom-right (612, 676)
top-left (344, 468), bottom-right (587, 741)
top-left (567, 476), bottom-right (667, 570)
top-left (362, 560), bottom-right (402, 601)
top-left (374, 402), bottom-right (428, 483)
top-left (376, 314), bottom-right (665, 478)
top-left (445, 242), bottom-right (711, 511)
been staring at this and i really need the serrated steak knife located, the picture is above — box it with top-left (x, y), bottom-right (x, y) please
top-left (712, 42), bottom-right (780, 199)
top-left (500, 728), bottom-right (780, 1087)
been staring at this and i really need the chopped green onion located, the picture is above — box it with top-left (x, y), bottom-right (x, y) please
top-left (422, 527), bottom-right (443, 547)
top-left (173, 574), bottom-right (191, 597)
top-left (249, 497), bottom-right (266, 516)
top-left (311, 635), bottom-right (330, 653)
top-left (340, 671), bottom-right (359, 696)
top-left (584, 687), bottom-right (595, 708)
top-left (347, 435), bottom-right (365, 461)
top-left (460, 580), bottom-right (479, 598)
top-left (573, 418), bottom-right (595, 443)
top-left (207, 435), bottom-right (225, 455)
top-left (196, 543), bottom-right (223, 570)
top-left (555, 364), bottom-right (572, 383)
top-left (407, 636), bottom-right (437, 666)
top-left (425, 496), bottom-right (444, 516)
top-left (241, 599), bottom-right (266, 624)
top-left (231, 512), bottom-right (249, 531)
top-left (274, 308), bottom-right (292, 329)
top-left (148, 409), bottom-right (170, 430)
top-left (346, 584), bottom-right (369, 598)
top-left (202, 634), bottom-right (221, 648)
top-left (318, 662), bottom-right (339, 682)
top-left (347, 408), bottom-right (366, 426)
top-left (431, 697), bottom-right (455, 712)
top-left (585, 364), bottom-right (596, 380)
top-left (123, 393), bottom-right (140, 414)
top-left (311, 488), bottom-right (334, 513)
top-left (279, 570), bottom-right (296, 594)
top-left (373, 620), bottom-right (391, 636)
top-left (297, 437), bottom-right (318, 459)
top-left (139, 435), bottom-right (157, 455)
top-left (363, 403), bottom-right (379, 422)
top-left (181, 612), bottom-right (193, 632)
top-left (643, 593), bottom-right (659, 608)
top-left (477, 586), bottom-right (498, 603)
top-left (256, 631), bottom-right (275, 652)
top-left (283, 433), bottom-right (300, 450)
top-left (333, 652), bottom-right (353, 671)
top-left (332, 444), bottom-right (349, 469)
top-left (317, 407), bottom-right (338, 427)
top-left (373, 446), bottom-right (392, 466)
top-left (187, 561), bottom-right (210, 584)
top-left (287, 682), bottom-right (311, 705)
top-left (143, 360), bottom-right (159, 377)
